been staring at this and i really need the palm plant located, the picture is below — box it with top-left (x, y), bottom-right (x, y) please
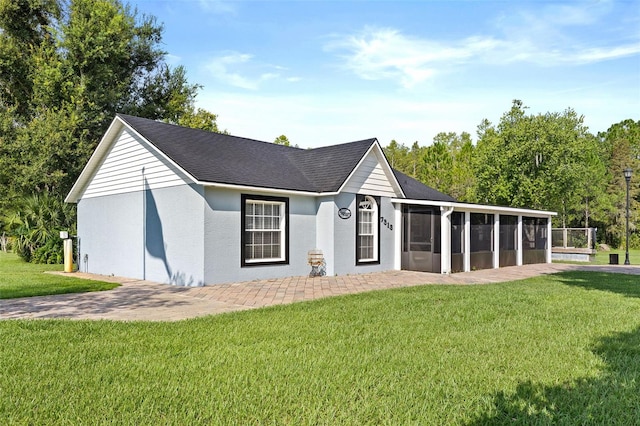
top-left (4, 192), bottom-right (75, 263)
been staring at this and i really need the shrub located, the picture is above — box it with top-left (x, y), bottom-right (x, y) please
top-left (4, 192), bottom-right (75, 263)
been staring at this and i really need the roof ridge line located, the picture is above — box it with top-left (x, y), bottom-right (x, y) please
top-left (116, 113), bottom-right (305, 151)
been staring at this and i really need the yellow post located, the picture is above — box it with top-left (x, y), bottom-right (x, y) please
top-left (64, 239), bottom-right (73, 273)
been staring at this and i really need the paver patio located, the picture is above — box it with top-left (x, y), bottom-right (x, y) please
top-left (1, 263), bottom-right (639, 321)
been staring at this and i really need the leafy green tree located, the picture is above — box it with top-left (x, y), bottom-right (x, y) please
top-left (274, 135), bottom-right (291, 146)
top-left (0, 0), bottom-right (60, 118)
top-left (409, 141), bottom-right (423, 178)
top-left (0, 0), bottom-right (212, 200)
top-left (176, 108), bottom-right (225, 133)
top-left (383, 139), bottom-right (411, 171)
top-left (451, 135), bottom-right (476, 202)
top-left (571, 133), bottom-right (608, 228)
top-left (0, 0), bottom-right (219, 261)
top-left (384, 134), bottom-right (475, 200)
top-left (127, 65), bottom-right (201, 124)
top-left (427, 132), bottom-right (476, 201)
top-left (598, 119), bottom-right (640, 247)
top-left (473, 100), bottom-right (605, 227)
top-left (419, 141), bottom-right (453, 194)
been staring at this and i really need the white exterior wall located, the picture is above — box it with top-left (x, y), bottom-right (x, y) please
top-left (342, 151), bottom-right (397, 197)
top-left (83, 128), bottom-right (192, 199)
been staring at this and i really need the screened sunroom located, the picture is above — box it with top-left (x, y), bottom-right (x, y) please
top-left (392, 199), bottom-right (556, 274)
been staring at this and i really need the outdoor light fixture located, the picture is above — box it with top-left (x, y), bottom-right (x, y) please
top-left (624, 168), bottom-right (632, 265)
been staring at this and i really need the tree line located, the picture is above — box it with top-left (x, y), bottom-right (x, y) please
top-left (384, 101), bottom-right (639, 248)
top-left (0, 1), bottom-right (638, 262)
top-left (0, 0), bottom-right (221, 261)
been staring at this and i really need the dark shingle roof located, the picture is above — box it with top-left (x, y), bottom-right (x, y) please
top-left (393, 169), bottom-right (457, 202)
top-left (117, 114), bottom-right (454, 201)
top-left (286, 140), bottom-right (374, 192)
top-left (117, 114), bottom-right (317, 192)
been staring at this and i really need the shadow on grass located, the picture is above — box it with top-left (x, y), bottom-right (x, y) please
top-left (468, 326), bottom-right (640, 425)
top-left (553, 270), bottom-right (640, 299)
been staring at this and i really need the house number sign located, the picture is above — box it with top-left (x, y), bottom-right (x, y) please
top-left (338, 208), bottom-right (351, 219)
top-left (380, 216), bottom-right (393, 231)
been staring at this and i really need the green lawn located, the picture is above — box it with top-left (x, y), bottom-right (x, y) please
top-left (0, 252), bottom-right (118, 299)
top-left (592, 248), bottom-right (640, 265)
top-left (1, 270), bottom-right (639, 424)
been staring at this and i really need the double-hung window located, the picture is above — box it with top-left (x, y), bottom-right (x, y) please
top-left (241, 195), bottom-right (289, 266)
top-left (356, 195), bottom-right (379, 264)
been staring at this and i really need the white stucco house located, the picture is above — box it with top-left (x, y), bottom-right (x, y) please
top-left (65, 114), bottom-right (556, 286)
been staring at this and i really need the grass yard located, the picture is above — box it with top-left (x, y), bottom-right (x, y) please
top-left (1, 270), bottom-right (639, 424)
top-left (591, 248), bottom-right (640, 265)
top-left (0, 252), bottom-right (118, 299)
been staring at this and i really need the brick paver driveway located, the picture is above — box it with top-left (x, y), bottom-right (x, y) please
top-left (2, 264), bottom-right (639, 321)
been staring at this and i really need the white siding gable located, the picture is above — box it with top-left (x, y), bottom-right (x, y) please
top-left (82, 128), bottom-right (192, 199)
top-left (342, 150), bottom-right (399, 197)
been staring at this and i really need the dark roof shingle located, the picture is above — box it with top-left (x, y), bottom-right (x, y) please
top-left (393, 169), bottom-right (457, 202)
top-left (118, 114), bottom-right (317, 192)
top-left (117, 113), bottom-right (455, 201)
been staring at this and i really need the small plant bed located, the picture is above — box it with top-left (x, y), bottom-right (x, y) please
top-left (0, 252), bottom-right (118, 299)
top-left (1, 271), bottom-right (639, 424)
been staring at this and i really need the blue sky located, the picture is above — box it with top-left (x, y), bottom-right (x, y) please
top-left (130, 0), bottom-right (640, 148)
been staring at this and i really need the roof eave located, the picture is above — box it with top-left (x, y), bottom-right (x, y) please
top-left (199, 180), bottom-right (340, 197)
top-left (391, 198), bottom-right (558, 216)
top-left (65, 117), bottom-right (126, 203)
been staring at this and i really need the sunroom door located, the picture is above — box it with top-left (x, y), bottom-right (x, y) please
top-left (401, 206), bottom-right (440, 273)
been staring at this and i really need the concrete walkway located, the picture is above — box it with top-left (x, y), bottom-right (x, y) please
top-left (1, 263), bottom-right (639, 321)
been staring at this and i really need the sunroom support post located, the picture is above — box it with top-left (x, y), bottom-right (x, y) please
top-left (493, 214), bottom-right (500, 268)
top-left (394, 203), bottom-right (402, 270)
top-left (440, 206), bottom-right (454, 274)
top-left (516, 215), bottom-right (523, 266)
top-left (546, 217), bottom-right (553, 264)
top-left (464, 211), bottom-right (471, 272)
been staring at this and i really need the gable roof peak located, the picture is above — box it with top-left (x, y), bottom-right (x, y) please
top-left (68, 114), bottom-right (448, 202)
top-left (113, 114), bottom-right (381, 193)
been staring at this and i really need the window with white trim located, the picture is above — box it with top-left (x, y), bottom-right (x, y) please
top-left (356, 195), bottom-right (379, 264)
top-left (241, 195), bottom-right (289, 266)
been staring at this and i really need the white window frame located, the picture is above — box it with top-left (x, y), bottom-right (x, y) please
top-left (242, 195), bottom-right (288, 266)
top-left (357, 195), bottom-right (379, 264)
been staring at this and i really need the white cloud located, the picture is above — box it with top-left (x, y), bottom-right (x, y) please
top-left (196, 86), bottom-right (634, 150)
top-left (205, 52), bottom-right (259, 89)
top-left (326, 2), bottom-right (639, 87)
top-left (326, 27), bottom-right (486, 88)
top-left (164, 54), bottom-right (182, 66)
top-left (569, 44), bottom-right (640, 64)
top-left (197, 0), bottom-right (236, 14)
top-left (205, 52), bottom-right (301, 90)
top-left (195, 90), bottom-right (495, 148)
